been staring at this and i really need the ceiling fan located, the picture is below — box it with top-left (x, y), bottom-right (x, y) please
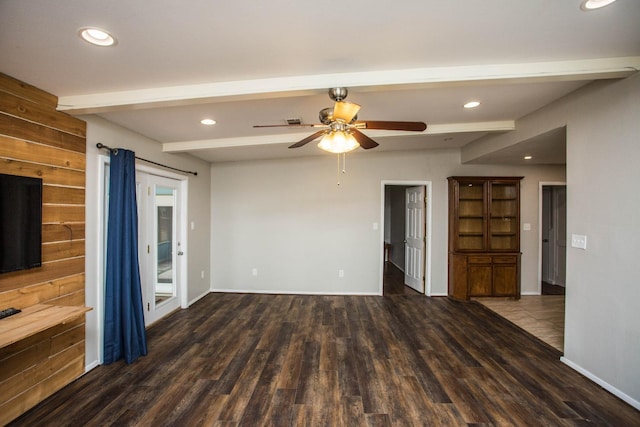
top-left (254, 87), bottom-right (427, 153)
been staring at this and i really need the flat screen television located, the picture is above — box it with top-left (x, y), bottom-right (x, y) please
top-left (0, 173), bottom-right (43, 274)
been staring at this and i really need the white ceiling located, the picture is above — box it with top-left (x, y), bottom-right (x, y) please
top-left (1, 0), bottom-right (639, 164)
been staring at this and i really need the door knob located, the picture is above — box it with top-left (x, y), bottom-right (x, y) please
top-left (177, 250), bottom-right (184, 255)
top-left (542, 239), bottom-right (549, 242)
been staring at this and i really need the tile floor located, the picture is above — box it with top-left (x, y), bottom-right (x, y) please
top-left (473, 295), bottom-right (565, 352)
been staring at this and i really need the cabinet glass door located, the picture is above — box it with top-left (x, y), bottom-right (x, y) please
top-left (490, 182), bottom-right (518, 250)
top-left (457, 181), bottom-right (486, 251)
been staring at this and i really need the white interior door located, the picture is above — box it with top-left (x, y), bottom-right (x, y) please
top-left (138, 173), bottom-right (183, 325)
top-left (404, 186), bottom-right (425, 293)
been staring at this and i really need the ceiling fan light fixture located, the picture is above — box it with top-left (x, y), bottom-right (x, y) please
top-left (581, 0), bottom-right (617, 10)
top-left (333, 101), bottom-right (361, 123)
top-left (318, 131), bottom-right (360, 154)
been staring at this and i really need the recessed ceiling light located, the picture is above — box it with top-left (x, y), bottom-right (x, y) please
top-left (78, 27), bottom-right (116, 47)
top-left (200, 118), bottom-right (217, 126)
top-left (464, 101), bottom-right (481, 109)
top-left (581, 0), bottom-right (617, 10)
top-left (524, 155), bottom-right (533, 160)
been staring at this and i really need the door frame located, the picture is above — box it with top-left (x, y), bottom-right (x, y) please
top-left (95, 155), bottom-right (189, 363)
top-left (538, 181), bottom-right (566, 294)
top-left (137, 172), bottom-right (188, 325)
top-left (380, 180), bottom-right (432, 296)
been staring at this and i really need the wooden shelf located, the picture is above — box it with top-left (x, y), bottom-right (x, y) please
top-left (0, 304), bottom-right (92, 349)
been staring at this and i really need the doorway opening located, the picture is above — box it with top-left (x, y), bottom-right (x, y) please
top-left (539, 183), bottom-right (567, 295)
top-left (380, 181), bottom-right (432, 296)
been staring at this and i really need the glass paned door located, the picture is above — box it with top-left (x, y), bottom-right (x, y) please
top-left (456, 181), bottom-right (486, 251)
top-left (155, 186), bottom-right (176, 305)
top-left (137, 172), bottom-right (183, 326)
top-left (490, 182), bottom-right (518, 251)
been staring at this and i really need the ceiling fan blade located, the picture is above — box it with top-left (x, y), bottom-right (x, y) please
top-left (357, 121), bottom-right (427, 132)
top-left (351, 129), bottom-right (379, 150)
top-left (288, 130), bottom-right (328, 148)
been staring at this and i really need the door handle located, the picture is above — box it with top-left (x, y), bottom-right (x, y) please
top-left (542, 239), bottom-right (549, 242)
top-left (177, 250), bottom-right (184, 256)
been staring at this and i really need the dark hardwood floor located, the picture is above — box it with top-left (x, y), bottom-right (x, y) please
top-left (383, 262), bottom-right (420, 296)
top-left (10, 292), bottom-right (639, 426)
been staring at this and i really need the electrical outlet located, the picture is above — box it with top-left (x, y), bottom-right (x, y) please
top-left (252, 268), bottom-right (258, 276)
top-left (571, 234), bottom-right (587, 250)
top-left (338, 269), bottom-right (344, 278)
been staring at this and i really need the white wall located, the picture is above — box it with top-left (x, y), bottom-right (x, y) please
top-left (462, 74), bottom-right (640, 408)
top-left (563, 75), bottom-right (640, 407)
top-left (210, 149), bottom-right (564, 296)
top-left (83, 115), bottom-right (211, 368)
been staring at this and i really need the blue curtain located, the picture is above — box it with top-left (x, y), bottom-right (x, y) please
top-left (104, 149), bottom-right (147, 364)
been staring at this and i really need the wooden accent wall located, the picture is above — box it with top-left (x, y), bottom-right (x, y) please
top-left (0, 73), bottom-right (87, 425)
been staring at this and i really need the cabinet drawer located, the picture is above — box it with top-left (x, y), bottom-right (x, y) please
top-left (493, 255), bottom-right (517, 264)
top-left (468, 256), bottom-right (492, 264)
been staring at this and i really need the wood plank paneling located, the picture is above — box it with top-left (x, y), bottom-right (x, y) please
top-left (0, 356), bottom-right (84, 426)
top-left (0, 135), bottom-right (86, 171)
top-left (0, 73), bottom-right (57, 109)
top-left (42, 205), bottom-right (85, 224)
top-left (0, 158), bottom-right (85, 187)
top-left (0, 91), bottom-right (86, 137)
top-left (43, 223), bottom-right (85, 243)
top-left (0, 72), bottom-right (87, 425)
top-left (0, 274), bottom-right (84, 309)
top-left (0, 342), bottom-right (84, 406)
top-left (43, 185), bottom-right (85, 205)
top-left (0, 258), bottom-right (85, 292)
top-left (0, 114), bottom-right (85, 153)
top-left (0, 321), bottom-right (83, 381)
top-left (42, 240), bottom-right (85, 263)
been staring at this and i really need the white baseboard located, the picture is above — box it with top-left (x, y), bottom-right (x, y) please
top-left (560, 356), bottom-right (640, 410)
top-left (188, 289), bottom-right (210, 306)
top-left (85, 360), bottom-right (100, 373)
top-left (210, 288), bottom-right (379, 296)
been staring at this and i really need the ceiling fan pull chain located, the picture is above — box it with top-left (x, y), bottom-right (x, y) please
top-left (342, 152), bottom-right (347, 174)
top-left (336, 154), bottom-right (341, 186)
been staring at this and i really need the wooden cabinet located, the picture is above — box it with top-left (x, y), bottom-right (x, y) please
top-left (448, 176), bottom-right (522, 300)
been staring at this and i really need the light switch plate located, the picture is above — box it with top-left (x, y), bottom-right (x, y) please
top-left (523, 223), bottom-right (531, 231)
top-left (571, 234), bottom-right (587, 250)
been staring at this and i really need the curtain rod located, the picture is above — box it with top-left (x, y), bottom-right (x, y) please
top-left (96, 143), bottom-right (198, 176)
